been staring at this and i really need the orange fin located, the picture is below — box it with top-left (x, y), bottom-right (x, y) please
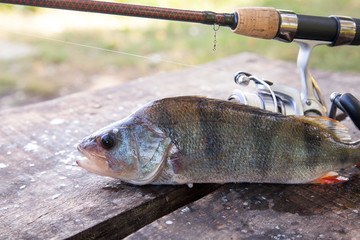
top-left (311, 171), bottom-right (349, 184)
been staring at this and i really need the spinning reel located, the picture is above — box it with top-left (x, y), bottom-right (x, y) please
top-left (228, 13), bottom-right (360, 130)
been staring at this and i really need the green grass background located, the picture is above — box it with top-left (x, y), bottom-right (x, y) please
top-left (0, 0), bottom-right (359, 107)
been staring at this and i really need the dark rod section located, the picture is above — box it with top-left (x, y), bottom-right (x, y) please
top-left (0, 0), bottom-right (237, 28)
top-left (296, 15), bottom-right (338, 42)
top-left (352, 19), bottom-right (360, 45)
top-left (296, 15), bottom-right (360, 45)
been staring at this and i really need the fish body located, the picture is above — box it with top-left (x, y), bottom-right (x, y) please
top-left (77, 96), bottom-right (360, 185)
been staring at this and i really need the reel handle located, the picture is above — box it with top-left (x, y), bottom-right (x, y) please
top-left (340, 93), bottom-right (360, 129)
top-left (329, 93), bottom-right (360, 130)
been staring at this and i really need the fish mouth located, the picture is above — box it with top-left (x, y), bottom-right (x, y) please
top-left (76, 142), bottom-right (112, 177)
top-left (77, 145), bottom-right (107, 161)
top-left (77, 143), bottom-right (85, 155)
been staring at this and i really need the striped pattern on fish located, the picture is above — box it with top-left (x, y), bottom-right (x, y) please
top-left (77, 96), bottom-right (360, 185)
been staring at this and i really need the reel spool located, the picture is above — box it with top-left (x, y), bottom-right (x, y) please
top-left (228, 72), bottom-right (304, 116)
top-left (228, 40), bottom-right (360, 129)
top-left (228, 71), bottom-right (360, 129)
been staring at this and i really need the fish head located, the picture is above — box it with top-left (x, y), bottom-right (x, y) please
top-left (77, 116), bottom-right (171, 184)
top-left (77, 129), bottom-right (120, 179)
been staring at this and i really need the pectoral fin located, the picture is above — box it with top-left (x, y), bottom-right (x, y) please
top-left (311, 171), bottom-right (349, 184)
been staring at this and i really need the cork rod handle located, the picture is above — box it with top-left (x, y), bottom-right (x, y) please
top-left (232, 7), bottom-right (280, 39)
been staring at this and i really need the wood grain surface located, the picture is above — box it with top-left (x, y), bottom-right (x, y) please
top-left (126, 175), bottom-right (360, 240)
top-left (0, 53), bottom-right (359, 239)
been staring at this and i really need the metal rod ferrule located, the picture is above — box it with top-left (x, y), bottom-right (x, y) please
top-left (275, 10), bottom-right (298, 42)
top-left (330, 15), bottom-right (356, 46)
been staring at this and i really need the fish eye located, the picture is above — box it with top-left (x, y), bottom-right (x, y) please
top-left (100, 134), bottom-right (115, 150)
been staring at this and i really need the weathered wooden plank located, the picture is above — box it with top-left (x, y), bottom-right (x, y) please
top-left (1, 52), bottom-right (359, 239)
top-left (67, 184), bottom-right (219, 240)
top-left (126, 175), bottom-right (360, 240)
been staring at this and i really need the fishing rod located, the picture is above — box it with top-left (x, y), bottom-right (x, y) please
top-left (1, 0), bottom-right (360, 46)
top-left (1, 0), bottom-right (360, 128)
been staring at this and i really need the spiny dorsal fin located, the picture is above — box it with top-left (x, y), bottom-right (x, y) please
top-left (292, 116), bottom-right (351, 142)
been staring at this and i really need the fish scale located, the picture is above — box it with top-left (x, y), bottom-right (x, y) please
top-left (77, 96), bottom-right (360, 185)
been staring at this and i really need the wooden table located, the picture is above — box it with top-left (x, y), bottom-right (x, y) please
top-left (0, 53), bottom-right (359, 239)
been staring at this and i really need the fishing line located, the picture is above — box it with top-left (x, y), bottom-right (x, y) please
top-left (7, 30), bottom-right (226, 72)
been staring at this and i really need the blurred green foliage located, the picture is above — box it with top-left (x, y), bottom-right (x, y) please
top-left (0, 0), bottom-right (359, 107)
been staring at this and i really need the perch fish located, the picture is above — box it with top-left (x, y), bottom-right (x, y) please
top-left (77, 96), bottom-right (360, 185)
